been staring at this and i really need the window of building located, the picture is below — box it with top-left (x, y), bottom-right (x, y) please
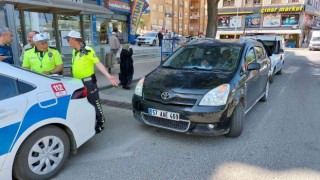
top-left (153, 18), bottom-right (158, 25)
top-left (245, 0), bottom-right (261, 5)
top-left (153, 4), bottom-right (157, 11)
top-left (159, 5), bottom-right (164, 12)
top-left (271, 0), bottom-right (281, 4)
top-left (223, 0), bottom-right (235, 6)
top-left (289, 0), bottom-right (299, 2)
top-left (179, 12), bottom-right (183, 19)
top-left (159, 19), bottom-right (163, 25)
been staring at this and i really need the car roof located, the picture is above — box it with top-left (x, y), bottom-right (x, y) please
top-left (242, 35), bottom-right (283, 41)
top-left (187, 38), bottom-right (244, 47)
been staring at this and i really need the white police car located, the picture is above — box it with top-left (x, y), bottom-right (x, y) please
top-left (0, 62), bottom-right (96, 179)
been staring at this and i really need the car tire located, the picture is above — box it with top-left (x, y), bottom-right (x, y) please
top-left (269, 69), bottom-right (274, 84)
top-left (138, 44), bottom-right (141, 46)
top-left (13, 125), bottom-right (70, 180)
top-left (260, 81), bottom-right (269, 102)
top-left (225, 103), bottom-right (245, 138)
top-left (276, 67), bottom-right (282, 75)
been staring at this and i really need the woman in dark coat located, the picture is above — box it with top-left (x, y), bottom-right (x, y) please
top-left (119, 44), bottom-right (134, 89)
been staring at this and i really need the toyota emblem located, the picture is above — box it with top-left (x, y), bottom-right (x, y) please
top-left (161, 92), bottom-right (170, 100)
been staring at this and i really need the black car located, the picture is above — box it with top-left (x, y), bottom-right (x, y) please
top-left (132, 38), bottom-right (271, 137)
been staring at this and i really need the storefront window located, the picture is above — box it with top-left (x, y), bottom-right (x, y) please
top-left (57, 15), bottom-right (80, 47)
top-left (84, 15), bottom-right (92, 46)
top-left (24, 12), bottom-right (54, 47)
top-left (96, 16), bottom-right (128, 45)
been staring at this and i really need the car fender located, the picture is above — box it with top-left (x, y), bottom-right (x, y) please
top-left (2, 117), bottom-right (69, 171)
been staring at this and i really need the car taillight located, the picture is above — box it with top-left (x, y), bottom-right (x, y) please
top-left (71, 87), bottom-right (87, 99)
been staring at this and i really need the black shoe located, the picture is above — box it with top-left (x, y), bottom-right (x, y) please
top-left (122, 86), bottom-right (130, 90)
top-left (95, 123), bottom-right (104, 134)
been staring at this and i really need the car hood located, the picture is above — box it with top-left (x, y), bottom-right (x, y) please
top-left (144, 68), bottom-right (232, 95)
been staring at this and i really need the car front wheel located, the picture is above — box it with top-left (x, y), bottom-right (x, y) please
top-left (13, 125), bottom-right (70, 180)
top-left (260, 81), bottom-right (269, 102)
top-left (225, 103), bottom-right (245, 137)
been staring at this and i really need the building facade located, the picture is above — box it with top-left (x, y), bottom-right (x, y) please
top-left (142, 0), bottom-right (320, 47)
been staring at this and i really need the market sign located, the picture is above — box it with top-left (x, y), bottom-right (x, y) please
top-left (260, 5), bottom-right (303, 14)
top-left (104, 0), bottom-right (131, 13)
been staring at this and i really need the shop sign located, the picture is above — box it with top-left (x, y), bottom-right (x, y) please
top-left (245, 14), bottom-right (260, 28)
top-left (130, 0), bottom-right (148, 44)
top-left (281, 14), bottom-right (299, 26)
top-left (260, 6), bottom-right (303, 14)
top-left (112, 14), bottom-right (127, 21)
top-left (229, 16), bottom-right (242, 28)
top-left (263, 14), bottom-right (281, 27)
top-left (218, 16), bottom-right (230, 28)
top-left (104, 0), bottom-right (131, 13)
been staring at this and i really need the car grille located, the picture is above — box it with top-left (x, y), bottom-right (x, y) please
top-left (144, 94), bottom-right (197, 106)
top-left (141, 113), bottom-right (190, 132)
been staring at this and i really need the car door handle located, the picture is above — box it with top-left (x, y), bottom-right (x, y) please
top-left (0, 109), bottom-right (17, 118)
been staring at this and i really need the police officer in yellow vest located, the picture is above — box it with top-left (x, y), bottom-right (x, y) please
top-left (23, 33), bottom-right (63, 75)
top-left (64, 30), bottom-right (119, 133)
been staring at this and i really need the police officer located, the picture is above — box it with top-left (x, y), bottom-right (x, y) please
top-left (23, 33), bottom-right (63, 75)
top-left (64, 30), bottom-right (119, 133)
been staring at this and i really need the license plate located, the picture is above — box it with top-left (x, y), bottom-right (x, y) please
top-left (148, 108), bottom-right (180, 121)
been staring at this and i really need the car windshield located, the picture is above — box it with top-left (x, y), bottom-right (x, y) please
top-left (312, 37), bottom-right (320, 41)
top-left (144, 33), bottom-right (156, 37)
top-left (162, 45), bottom-right (241, 71)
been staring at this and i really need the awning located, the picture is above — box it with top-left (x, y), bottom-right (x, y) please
top-left (0, 0), bottom-right (114, 15)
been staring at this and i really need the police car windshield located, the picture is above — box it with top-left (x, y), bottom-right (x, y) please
top-left (144, 33), bottom-right (156, 37)
top-left (14, 65), bottom-right (61, 80)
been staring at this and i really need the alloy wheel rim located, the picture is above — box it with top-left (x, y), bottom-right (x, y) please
top-left (28, 136), bottom-right (64, 175)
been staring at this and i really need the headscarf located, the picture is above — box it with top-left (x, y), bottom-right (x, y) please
top-left (122, 44), bottom-right (130, 50)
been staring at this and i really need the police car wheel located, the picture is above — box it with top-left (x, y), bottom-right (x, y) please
top-left (13, 125), bottom-right (70, 180)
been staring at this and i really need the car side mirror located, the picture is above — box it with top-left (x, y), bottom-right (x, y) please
top-left (279, 49), bottom-right (284, 53)
top-left (247, 63), bottom-right (261, 71)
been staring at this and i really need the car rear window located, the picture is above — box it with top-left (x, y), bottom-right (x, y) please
top-left (262, 41), bottom-right (276, 53)
top-left (162, 45), bottom-right (241, 71)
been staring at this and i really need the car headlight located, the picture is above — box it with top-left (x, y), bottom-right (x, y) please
top-left (199, 84), bottom-right (230, 106)
top-left (134, 77), bottom-right (145, 96)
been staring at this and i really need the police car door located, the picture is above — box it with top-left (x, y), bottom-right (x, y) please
top-left (0, 75), bottom-right (28, 170)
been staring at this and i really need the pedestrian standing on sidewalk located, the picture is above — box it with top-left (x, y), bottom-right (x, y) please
top-left (158, 31), bottom-right (163, 47)
top-left (109, 31), bottom-right (121, 64)
top-left (0, 27), bottom-right (14, 64)
top-left (119, 44), bottom-right (134, 89)
top-left (20, 30), bottom-right (39, 63)
top-left (65, 30), bottom-right (119, 134)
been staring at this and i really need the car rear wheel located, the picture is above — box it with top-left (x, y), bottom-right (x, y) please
top-left (276, 67), bottom-right (282, 75)
top-left (269, 68), bottom-right (274, 84)
top-left (260, 81), bottom-right (269, 102)
top-left (13, 125), bottom-right (70, 180)
top-left (225, 103), bottom-right (245, 137)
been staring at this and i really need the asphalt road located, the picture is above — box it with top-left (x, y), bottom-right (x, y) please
top-left (53, 49), bottom-right (320, 180)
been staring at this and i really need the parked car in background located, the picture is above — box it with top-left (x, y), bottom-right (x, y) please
top-left (241, 35), bottom-right (285, 83)
top-left (132, 38), bottom-right (270, 137)
top-left (136, 32), bottom-right (159, 46)
top-left (0, 62), bottom-right (96, 180)
top-left (309, 36), bottom-right (320, 51)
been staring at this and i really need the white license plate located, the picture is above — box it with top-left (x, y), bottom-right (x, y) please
top-left (148, 108), bottom-right (180, 121)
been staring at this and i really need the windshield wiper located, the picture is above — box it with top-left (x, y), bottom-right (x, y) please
top-left (162, 65), bottom-right (178, 69)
